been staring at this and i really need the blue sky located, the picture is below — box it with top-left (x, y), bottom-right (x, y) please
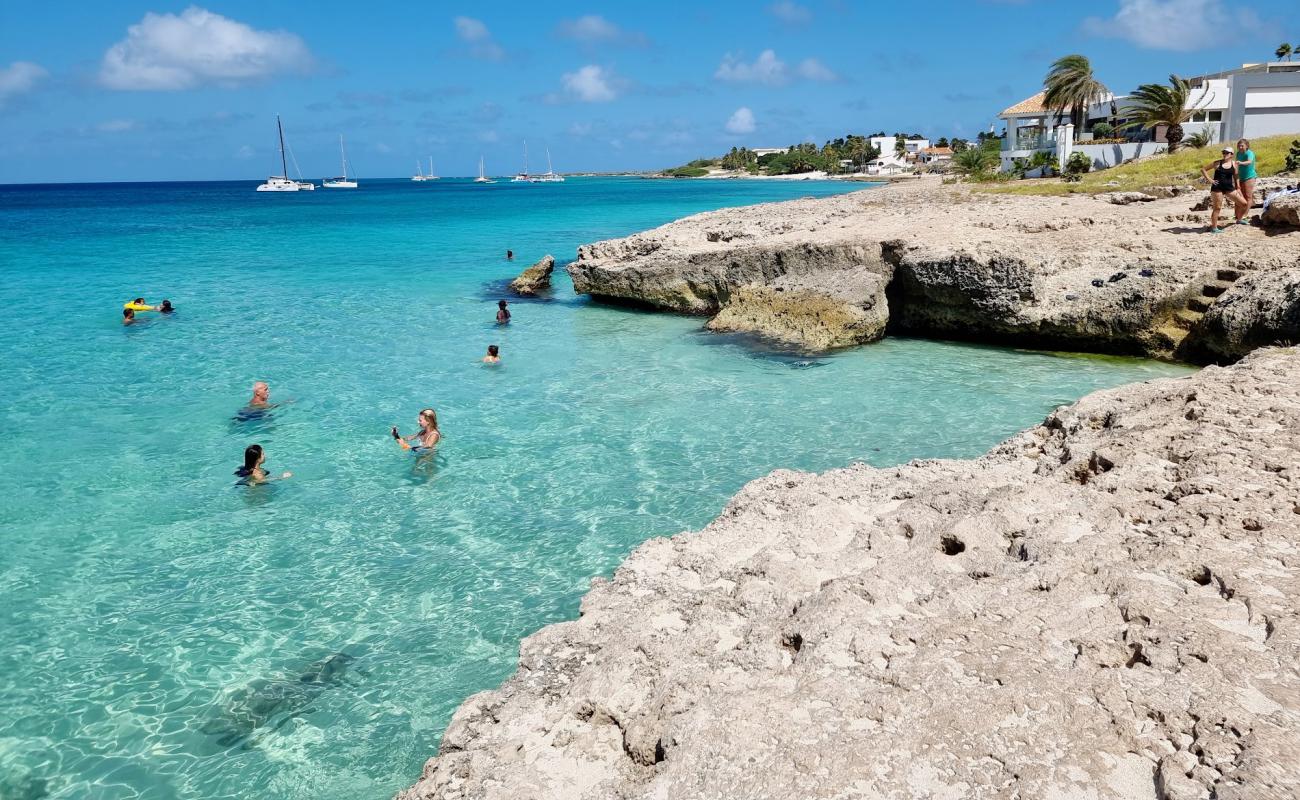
top-left (1, 0), bottom-right (1294, 183)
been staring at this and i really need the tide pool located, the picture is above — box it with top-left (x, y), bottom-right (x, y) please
top-left (0, 177), bottom-right (1191, 799)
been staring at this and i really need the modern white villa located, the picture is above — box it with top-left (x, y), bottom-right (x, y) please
top-left (998, 61), bottom-right (1300, 173)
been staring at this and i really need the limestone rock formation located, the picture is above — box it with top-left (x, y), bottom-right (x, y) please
top-left (509, 254), bottom-right (556, 295)
top-left (1183, 267), bottom-right (1300, 361)
top-left (567, 182), bottom-right (1298, 360)
top-left (1096, 191), bottom-right (1157, 205)
top-left (704, 269), bottom-right (889, 350)
top-left (400, 348), bottom-right (1300, 800)
top-left (1261, 194), bottom-right (1300, 228)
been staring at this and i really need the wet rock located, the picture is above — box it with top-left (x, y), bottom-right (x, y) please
top-left (509, 254), bottom-right (556, 295)
top-left (705, 270), bottom-right (888, 350)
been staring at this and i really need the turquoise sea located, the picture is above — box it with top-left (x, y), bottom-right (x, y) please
top-left (0, 177), bottom-right (1191, 799)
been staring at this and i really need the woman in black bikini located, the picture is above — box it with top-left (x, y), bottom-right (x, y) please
top-left (1201, 147), bottom-right (1247, 233)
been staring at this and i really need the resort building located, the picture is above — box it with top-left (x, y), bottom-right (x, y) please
top-left (750, 147), bottom-right (788, 158)
top-left (916, 146), bottom-right (953, 165)
top-left (997, 61), bottom-right (1300, 173)
top-left (868, 135), bottom-right (931, 158)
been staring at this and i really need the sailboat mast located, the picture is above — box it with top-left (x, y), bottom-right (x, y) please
top-left (339, 135), bottom-right (346, 177)
top-left (277, 115), bottom-right (288, 177)
top-left (429, 156), bottom-right (434, 177)
top-left (523, 141), bottom-right (528, 174)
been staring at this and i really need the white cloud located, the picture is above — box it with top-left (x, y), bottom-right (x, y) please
top-left (0, 61), bottom-right (49, 106)
top-left (99, 7), bottom-right (312, 90)
top-left (235, 144), bottom-right (255, 159)
top-left (725, 107), bottom-right (756, 135)
top-left (768, 1), bottom-right (812, 24)
top-left (562, 64), bottom-right (618, 102)
top-left (96, 119), bottom-right (137, 133)
top-left (1082, 0), bottom-right (1259, 51)
top-left (557, 15), bottom-right (619, 41)
top-left (796, 58), bottom-right (837, 81)
top-left (454, 16), bottom-right (505, 60)
top-left (715, 49), bottom-right (788, 85)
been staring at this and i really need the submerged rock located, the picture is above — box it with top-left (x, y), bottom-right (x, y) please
top-left (399, 349), bottom-right (1300, 800)
top-left (509, 254), bottom-right (556, 295)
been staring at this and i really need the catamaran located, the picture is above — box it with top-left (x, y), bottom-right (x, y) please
top-left (474, 155), bottom-right (495, 184)
top-left (412, 157), bottom-right (439, 182)
top-left (256, 115), bottom-right (301, 192)
top-left (322, 135), bottom-right (357, 189)
top-left (511, 141), bottom-right (534, 182)
top-left (535, 147), bottom-right (564, 183)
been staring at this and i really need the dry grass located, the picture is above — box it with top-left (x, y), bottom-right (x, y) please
top-left (981, 133), bottom-right (1297, 196)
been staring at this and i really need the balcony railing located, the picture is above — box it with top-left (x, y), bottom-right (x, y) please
top-left (1006, 133), bottom-right (1054, 152)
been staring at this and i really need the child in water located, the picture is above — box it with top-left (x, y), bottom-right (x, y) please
top-left (123, 308), bottom-right (136, 325)
top-left (235, 444), bottom-right (292, 485)
top-left (496, 300), bottom-right (511, 324)
top-left (483, 344), bottom-right (501, 364)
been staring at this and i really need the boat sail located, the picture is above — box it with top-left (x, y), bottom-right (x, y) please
top-left (511, 141), bottom-right (534, 182)
top-left (322, 135), bottom-right (357, 188)
top-left (412, 156), bottom-right (439, 182)
top-left (474, 155), bottom-right (495, 184)
top-left (535, 147), bottom-right (564, 183)
top-left (256, 115), bottom-right (301, 192)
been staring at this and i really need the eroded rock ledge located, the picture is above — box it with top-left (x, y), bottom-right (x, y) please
top-left (400, 347), bottom-right (1300, 800)
top-left (568, 181), bottom-right (1299, 359)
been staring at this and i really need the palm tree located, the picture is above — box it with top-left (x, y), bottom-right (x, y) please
top-left (1124, 74), bottom-right (1198, 153)
top-left (1278, 43), bottom-right (1294, 62)
top-left (953, 147), bottom-right (998, 177)
top-left (1043, 54), bottom-right (1110, 133)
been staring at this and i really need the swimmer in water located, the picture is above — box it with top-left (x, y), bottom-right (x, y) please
top-left (124, 297), bottom-right (157, 312)
top-left (234, 381), bottom-right (291, 422)
top-left (235, 444), bottom-right (292, 485)
top-left (123, 308), bottom-right (136, 325)
top-left (159, 299), bottom-right (175, 314)
top-left (507, 250), bottom-right (514, 260)
top-left (496, 300), bottom-right (510, 324)
top-left (391, 408), bottom-right (441, 452)
top-left (482, 344), bottom-right (501, 364)
top-left (248, 381), bottom-right (273, 408)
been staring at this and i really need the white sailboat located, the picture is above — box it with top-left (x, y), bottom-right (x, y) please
top-left (511, 141), bottom-right (534, 182)
top-left (256, 115), bottom-right (301, 192)
top-left (474, 155), bottom-right (495, 184)
top-left (322, 135), bottom-right (357, 188)
top-left (412, 156), bottom-right (439, 182)
top-left (535, 147), bottom-right (564, 183)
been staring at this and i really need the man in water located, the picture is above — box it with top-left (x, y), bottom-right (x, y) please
top-left (507, 250), bottom-right (514, 260)
top-left (496, 300), bottom-right (511, 324)
top-left (483, 344), bottom-right (501, 364)
top-left (248, 382), bottom-right (273, 408)
top-left (235, 381), bottom-right (288, 422)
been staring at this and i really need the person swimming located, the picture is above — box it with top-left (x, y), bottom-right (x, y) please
top-left (234, 444), bottom-right (292, 485)
top-left (507, 250), bottom-right (514, 260)
top-left (391, 408), bottom-right (441, 452)
top-left (496, 300), bottom-right (510, 324)
top-left (124, 297), bottom-right (157, 312)
top-left (123, 308), bottom-right (136, 325)
top-left (483, 344), bottom-right (501, 364)
top-left (159, 299), bottom-right (174, 314)
top-left (234, 381), bottom-right (291, 422)
top-left (248, 381), bottom-right (272, 408)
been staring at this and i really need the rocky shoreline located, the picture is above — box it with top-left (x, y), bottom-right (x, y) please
top-left (569, 180), bottom-right (1298, 362)
top-left (400, 347), bottom-right (1300, 800)
top-left (398, 183), bottom-right (1300, 800)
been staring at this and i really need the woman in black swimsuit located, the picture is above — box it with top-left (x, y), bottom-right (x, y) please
top-left (1201, 147), bottom-right (1246, 233)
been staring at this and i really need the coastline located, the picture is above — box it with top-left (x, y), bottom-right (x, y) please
top-left (401, 180), bottom-right (1300, 799)
top-left (401, 347), bottom-right (1300, 799)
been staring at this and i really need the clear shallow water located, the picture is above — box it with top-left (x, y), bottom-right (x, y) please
top-left (0, 177), bottom-right (1191, 799)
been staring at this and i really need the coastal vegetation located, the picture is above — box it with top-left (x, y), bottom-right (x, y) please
top-left (1043, 54), bottom-right (1110, 131)
top-left (1123, 74), bottom-right (1196, 152)
top-left (984, 132), bottom-right (1297, 195)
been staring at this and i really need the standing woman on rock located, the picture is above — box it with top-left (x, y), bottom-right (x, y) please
top-left (1235, 139), bottom-right (1257, 214)
top-left (1201, 148), bottom-right (1247, 233)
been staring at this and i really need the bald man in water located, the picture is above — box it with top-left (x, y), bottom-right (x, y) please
top-left (248, 382), bottom-right (272, 408)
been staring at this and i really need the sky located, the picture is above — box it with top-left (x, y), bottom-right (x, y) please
top-left (0, 0), bottom-right (1295, 183)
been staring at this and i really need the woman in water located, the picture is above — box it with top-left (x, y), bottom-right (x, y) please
top-left (496, 300), bottom-right (511, 324)
top-left (235, 444), bottom-right (292, 485)
top-left (483, 344), bottom-right (501, 364)
top-left (1235, 138), bottom-right (1257, 215)
top-left (1201, 148), bottom-right (1247, 233)
top-left (392, 408), bottom-right (441, 452)
top-left (159, 299), bottom-right (175, 314)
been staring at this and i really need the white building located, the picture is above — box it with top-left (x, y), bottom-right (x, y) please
top-left (916, 146), bottom-right (953, 164)
top-left (751, 147), bottom-right (788, 158)
top-left (997, 61), bottom-right (1300, 172)
top-left (868, 136), bottom-right (931, 158)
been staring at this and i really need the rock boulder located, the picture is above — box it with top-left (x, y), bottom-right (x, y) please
top-left (509, 254), bottom-right (556, 295)
top-left (1261, 194), bottom-right (1300, 228)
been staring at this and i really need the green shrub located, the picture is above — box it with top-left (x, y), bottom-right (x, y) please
top-left (666, 166), bottom-right (708, 178)
top-left (1184, 131), bottom-right (1212, 149)
top-left (1090, 122), bottom-right (1115, 139)
top-left (1062, 151), bottom-right (1092, 182)
top-left (1286, 140), bottom-right (1300, 172)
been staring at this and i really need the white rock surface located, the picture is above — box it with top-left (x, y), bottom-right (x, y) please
top-left (400, 348), bottom-right (1300, 800)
